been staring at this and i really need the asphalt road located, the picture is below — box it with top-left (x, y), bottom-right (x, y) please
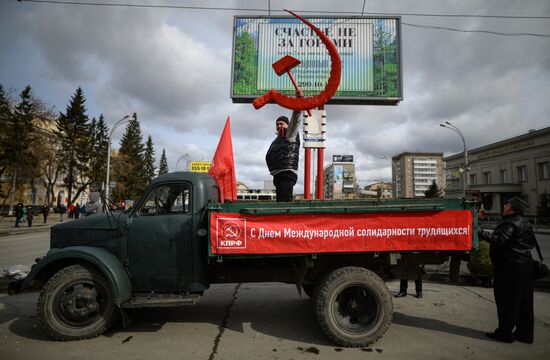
top-left (1, 282), bottom-right (549, 360)
top-left (0, 232), bottom-right (49, 267)
top-left (1, 232), bottom-right (549, 359)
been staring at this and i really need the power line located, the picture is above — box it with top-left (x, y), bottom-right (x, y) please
top-left (17, 0), bottom-right (550, 38)
top-left (403, 22), bottom-right (550, 38)
top-left (18, 0), bottom-right (550, 19)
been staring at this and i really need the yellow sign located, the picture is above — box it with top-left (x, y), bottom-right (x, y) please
top-left (190, 161), bottom-right (211, 173)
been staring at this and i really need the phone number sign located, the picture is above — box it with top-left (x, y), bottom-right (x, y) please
top-left (190, 161), bottom-right (211, 173)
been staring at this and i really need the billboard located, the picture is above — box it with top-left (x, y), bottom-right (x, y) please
top-left (231, 16), bottom-right (402, 105)
top-left (333, 165), bottom-right (344, 198)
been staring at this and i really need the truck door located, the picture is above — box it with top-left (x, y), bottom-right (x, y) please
top-left (127, 182), bottom-right (193, 292)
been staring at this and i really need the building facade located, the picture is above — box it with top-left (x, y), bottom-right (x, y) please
top-left (444, 127), bottom-right (550, 217)
top-left (364, 182), bottom-right (393, 199)
top-left (323, 155), bottom-right (356, 199)
top-left (392, 152), bottom-right (445, 198)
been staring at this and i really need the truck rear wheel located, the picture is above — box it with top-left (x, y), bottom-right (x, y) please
top-left (37, 264), bottom-right (118, 340)
top-left (313, 266), bottom-right (392, 347)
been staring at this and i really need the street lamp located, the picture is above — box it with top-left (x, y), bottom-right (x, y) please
top-left (105, 114), bottom-right (132, 200)
top-left (440, 121), bottom-right (469, 196)
top-left (175, 153), bottom-right (190, 172)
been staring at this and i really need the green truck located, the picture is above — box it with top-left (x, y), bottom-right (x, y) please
top-left (12, 172), bottom-right (476, 347)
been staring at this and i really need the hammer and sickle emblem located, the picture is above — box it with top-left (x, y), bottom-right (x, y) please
top-left (253, 9), bottom-right (342, 112)
top-left (222, 222), bottom-right (241, 239)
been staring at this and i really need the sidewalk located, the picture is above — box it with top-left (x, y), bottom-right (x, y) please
top-left (0, 215), bottom-right (74, 237)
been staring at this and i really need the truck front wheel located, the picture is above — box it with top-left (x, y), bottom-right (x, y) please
top-left (37, 264), bottom-right (118, 340)
top-left (313, 266), bottom-right (392, 347)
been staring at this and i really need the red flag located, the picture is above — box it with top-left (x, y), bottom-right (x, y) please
top-left (209, 117), bottom-right (237, 203)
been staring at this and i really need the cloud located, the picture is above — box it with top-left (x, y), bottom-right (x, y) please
top-left (1, 0), bottom-right (549, 189)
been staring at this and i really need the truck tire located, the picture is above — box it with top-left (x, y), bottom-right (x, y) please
top-left (313, 266), bottom-right (392, 347)
top-left (37, 264), bottom-right (118, 340)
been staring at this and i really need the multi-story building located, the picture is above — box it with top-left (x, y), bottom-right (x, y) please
top-left (364, 182), bottom-right (393, 199)
top-left (444, 126), bottom-right (550, 217)
top-left (323, 155), bottom-right (356, 199)
top-left (391, 152), bottom-right (445, 198)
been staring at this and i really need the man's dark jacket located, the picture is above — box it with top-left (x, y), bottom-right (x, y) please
top-left (478, 214), bottom-right (535, 269)
top-left (265, 133), bottom-right (300, 174)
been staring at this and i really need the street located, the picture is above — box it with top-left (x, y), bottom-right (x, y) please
top-left (1, 282), bottom-right (549, 360)
top-left (1, 231), bottom-right (549, 359)
top-left (0, 232), bottom-right (49, 267)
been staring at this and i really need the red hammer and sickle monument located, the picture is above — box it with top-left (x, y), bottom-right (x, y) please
top-left (253, 9), bottom-right (343, 200)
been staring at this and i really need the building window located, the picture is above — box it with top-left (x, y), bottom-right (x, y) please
top-left (482, 172), bottom-right (492, 185)
top-left (500, 169), bottom-right (508, 184)
top-left (517, 166), bottom-right (528, 182)
top-left (539, 162), bottom-right (550, 179)
top-left (469, 174), bottom-right (477, 185)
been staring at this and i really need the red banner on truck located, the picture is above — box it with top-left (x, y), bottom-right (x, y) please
top-left (210, 210), bottom-right (473, 255)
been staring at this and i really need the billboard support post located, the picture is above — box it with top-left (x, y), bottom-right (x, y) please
top-left (317, 147), bottom-right (325, 199)
top-left (316, 105), bottom-right (325, 200)
top-left (304, 148), bottom-right (311, 199)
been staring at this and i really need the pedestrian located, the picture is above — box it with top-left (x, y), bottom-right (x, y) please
top-left (265, 110), bottom-right (301, 202)
top-left (75, 203), bottom-right (81, 219)
top-left (21, 205), bottom-right (27, 224)
top-left (14, 202), bottom-right (23, 227)
top-left (395, 266), bottom-right (424, 298)
top-left (42, 203), bottom-right (50, 223)
top-left (68, 203), bottom-right (75, 218)
top-left (468, 205), bottom-right (493, 287)
top-left (86, 192), bottom-right (103, 216)
top-left (478, 197), bottom-right (535, 344)
top-left (80, 203), bottom-right (87, 217)
top-left (59, 205), bottom-right (66, 222)
top-left (26, 204), bottom-right (33, 227)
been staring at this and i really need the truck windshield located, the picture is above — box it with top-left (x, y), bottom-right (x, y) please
top-left (138, 184), bottom-right (190, 216)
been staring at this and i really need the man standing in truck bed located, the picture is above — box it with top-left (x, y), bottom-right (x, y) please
top-left (266, 110), bottom-right (301, 202)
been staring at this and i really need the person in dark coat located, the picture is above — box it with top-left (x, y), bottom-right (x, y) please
top-left (42, 204), bottom-right (50, 223)
top-left (478, 197), bottom-right (535, 343)
top-left (265, 110), bottom-right (301, 202)
top-left (14, 203), bottom-right (23, 227)
top-left (26, 205), bottom-right (34, 227)
top-left (395, 266), bottom-right (424, 298)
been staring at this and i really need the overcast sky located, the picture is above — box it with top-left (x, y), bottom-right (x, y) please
top-left (1, 0), bottom-right (549, 190)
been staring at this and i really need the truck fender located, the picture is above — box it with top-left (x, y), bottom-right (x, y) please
top-left (22, 246), bottom-right (132, 307)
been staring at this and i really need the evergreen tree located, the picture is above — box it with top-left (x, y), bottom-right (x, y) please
top-left (0, 84), bottom-right (14, 202)
top-left (117, 112), bottom-right (146, 199)
top-left (158, 149), bottom-right (169, 175)
top-left (1, 85), bottom-right (43, 209)
top-left (143, 135), bottom-right (156, 183)
top-left (424, 180), bottom-right (442, 198)
top-left (55, 87), bottom-right (92, 205)
top-left (10, 85), bottom-right (38, 172)
top-left (0, 85), bottom-right (13, 184)
top-left (89, 114), bottom-right (109, 191)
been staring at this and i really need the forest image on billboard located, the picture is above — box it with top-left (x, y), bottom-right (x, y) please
top-left (232, 17), bottom-right (401, 104)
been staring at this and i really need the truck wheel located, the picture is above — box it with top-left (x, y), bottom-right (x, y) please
top-left (314, 266), bottom-right (392, 347)
top-left (37, 264), bottom-right (118, 340)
